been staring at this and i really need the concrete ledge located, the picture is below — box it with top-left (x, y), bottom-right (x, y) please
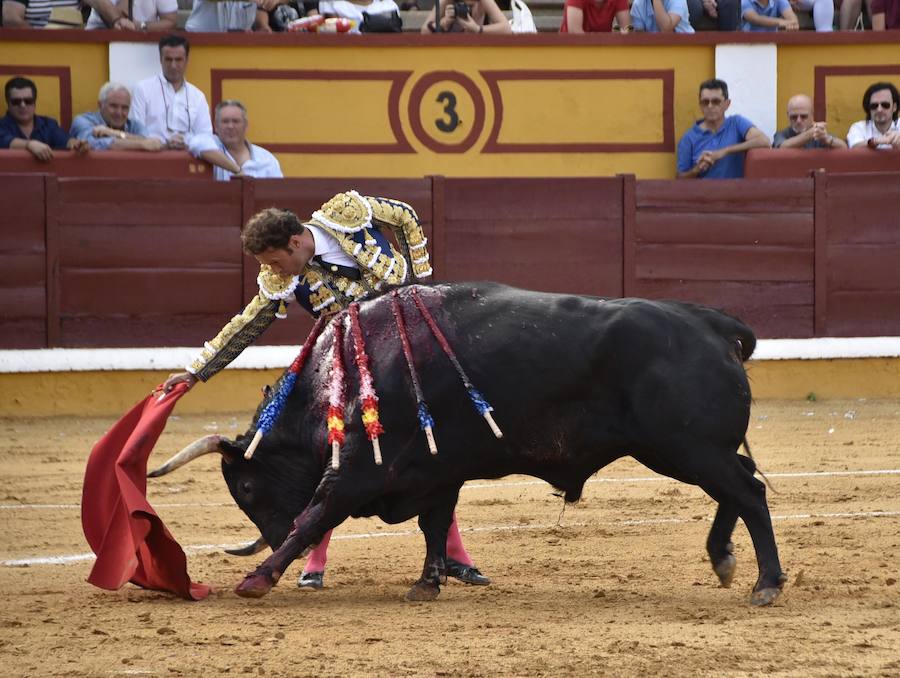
top-left (1, 353), bottom-right (899, 416)
top-left (4, 337), bottom-right (900, 374)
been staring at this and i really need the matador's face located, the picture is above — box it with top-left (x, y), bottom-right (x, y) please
top-left (254, 232), bottom-right (314, 277)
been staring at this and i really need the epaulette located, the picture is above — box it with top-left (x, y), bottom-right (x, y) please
top-left (258, 265), bottom-right (300, 318)
top-left (310, 190), bottom-right (373, 233)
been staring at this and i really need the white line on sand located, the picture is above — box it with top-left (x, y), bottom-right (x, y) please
top-left (3, 468), bottom-right (898, 511)
top-left (4, 510), bottom-right (898, 568)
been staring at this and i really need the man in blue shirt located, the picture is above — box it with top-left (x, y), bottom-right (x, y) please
top-left (740, 0), bottom-right (798, 30)
top-left (631, 0), bottom-right (695, 31)
top-left (70, 82), bottom-right (164, 152)
top-left (676, 78), bottom-right (769, 179)
top-left (1, 76), bottom-right (88, 162)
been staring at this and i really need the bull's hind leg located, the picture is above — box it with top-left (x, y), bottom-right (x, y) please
top-left (405, 494), bottom-right (457, 602)
top-left (693, 453), bottom-right (786, 606)
top-left (706, 456), bottom-right (758, 588)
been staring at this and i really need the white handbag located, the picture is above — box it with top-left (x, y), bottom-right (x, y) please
top-left (509, 0), bottom-right (537, 33)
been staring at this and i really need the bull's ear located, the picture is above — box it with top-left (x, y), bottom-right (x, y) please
top-left (219, 438), bottom-right (245, 465)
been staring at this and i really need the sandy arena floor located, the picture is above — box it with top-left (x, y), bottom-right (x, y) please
top-left (1, 399), bottom-right (899, 677)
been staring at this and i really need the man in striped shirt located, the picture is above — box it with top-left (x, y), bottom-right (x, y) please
top-left (2, 0), bottom-right (122, 28)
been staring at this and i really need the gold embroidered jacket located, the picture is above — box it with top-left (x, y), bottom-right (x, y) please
top-left (187, 191), bottom-right (432, 381)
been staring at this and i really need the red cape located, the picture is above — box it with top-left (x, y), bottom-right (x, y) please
top-left (81, 383), bottom-right (210, 600)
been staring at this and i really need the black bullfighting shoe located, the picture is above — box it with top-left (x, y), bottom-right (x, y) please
top-left (297, 571), bottom-right (324, 590)
top-left (446, 559), bottom-right (491, 586)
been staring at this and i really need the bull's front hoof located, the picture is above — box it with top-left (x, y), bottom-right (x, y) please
top-left (750, 587), bottom-right (782, 606)
top-left (235, 570), bottom-right (279, 598)
top-left (713, 554), bottom-right (737, 588)
top-left (405, 579), bottom-right (440, 602)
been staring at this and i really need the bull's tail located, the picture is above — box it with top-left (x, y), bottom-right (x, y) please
top-left (694, 305), bottom-right (757, 362)
top-left (741, 437), bottom-right (778, 494)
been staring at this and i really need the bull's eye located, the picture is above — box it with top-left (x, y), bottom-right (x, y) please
top-left (239, 480), bottom-right (254, 499)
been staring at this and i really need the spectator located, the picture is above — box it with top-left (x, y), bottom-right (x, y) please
top-left (740, 0), bottom-right (799, 29)
top-left (423, 0), bottom-right (511, 32)
top-left (2, 0), bottom-right (122, 27)
top-left (130, 34), bottom-right (213, 151)
top-left (70, 83), bottom-right (163, 152)
top-left (790, 0), bottom-right (834, 30)
top-left (686, 0), bottom-right (741, 31)
top-left (559, 0), bottom-right (630, 31)
top-left (835, 0), bottom-right (871, 29)
top-left (0, 76), bottom-right (88, 162)
top-left (185, 0), bottom-right (295, 31)
top-left (676, 78), bottom-right (770, 179)
top-left (872, 0), bottom-right (900, 28)
top-left (85, 0), bottom-right (177, 29)
top-left (631, 0), bottom-right (695, 31)
top-left (188, 100), bottom-right (282, 181)
top-left (773, 94), bottom-right (847, 149)
top-left (847, 81), bottom-right (900, 149)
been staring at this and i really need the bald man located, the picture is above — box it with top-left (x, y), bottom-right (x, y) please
top-left (773, 94), bottom-right (847, 150)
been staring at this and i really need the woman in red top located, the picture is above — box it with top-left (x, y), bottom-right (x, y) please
top-left (560, 0), bottom-right (631, 31)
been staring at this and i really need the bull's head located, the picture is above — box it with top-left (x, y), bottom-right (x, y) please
top-left (148, 429), bottom-right (323, 554)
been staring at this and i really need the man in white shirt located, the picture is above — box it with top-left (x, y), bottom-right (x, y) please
top-left (130, 34), bottom-right (213, 150)
top-left (847, 81), bottom-right (900, 150)
top-left (188, 99), bottom-right (282, 181)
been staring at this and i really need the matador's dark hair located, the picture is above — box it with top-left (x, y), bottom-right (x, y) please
top-left (241, 208), bottom-right (305, 254)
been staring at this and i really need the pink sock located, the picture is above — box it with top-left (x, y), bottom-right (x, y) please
top-left (445, 513), bottom-right (474, 566)
top-left (303, 528), bottom-right (332, 574)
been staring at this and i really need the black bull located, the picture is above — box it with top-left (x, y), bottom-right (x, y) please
top-left (152, 282), bottom-right (786, 605)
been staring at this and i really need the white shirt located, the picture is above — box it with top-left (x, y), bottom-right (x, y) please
top-left (85, 0), bottom-right (177, 28)
top-left (185, 0), bottom-right (256, 31)
top-left (846, 118), bottom-right (900, 149)
top-left (130, 74), bottom-right (213, 144)
top-left (188, 133), bottom-right (283, 182)
top-left (307, 224), bottom-right (357, 268)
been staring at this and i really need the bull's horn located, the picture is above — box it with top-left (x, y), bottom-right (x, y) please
top-left (224, 536), bottom-right (268, 556)
top-left (147, 434), bottom-right (223, 477)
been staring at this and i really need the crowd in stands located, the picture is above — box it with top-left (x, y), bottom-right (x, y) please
top-left (0, 30), bottom-right (897, 178)
top-left (676, 78), bottom-right (899, 179)
top-left (0, 35), bottom-right (287, 179)
top-left (560, 0), bottom-right (898, 31)
top-left (0, 0), bottom-right (898, 30)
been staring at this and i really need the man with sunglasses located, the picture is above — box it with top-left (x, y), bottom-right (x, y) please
top-left (0, 76), bottom-right (88, 162)
top-left (847, 82), bottom-right (900, 150)
top-left (773, 93), bottom-right (846, 150)
top-left (676, 78), bottom-right (769, 179)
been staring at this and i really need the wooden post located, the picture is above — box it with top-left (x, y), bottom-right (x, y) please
top-left (620, 173), bottom-right (636, 299)
top-left (813, 169), bottom-right (827, 337)
top-left (44, 175), bottom-right (60, 348)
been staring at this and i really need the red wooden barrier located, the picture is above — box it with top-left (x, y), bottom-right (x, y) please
top-left (0, 150), bottom-right (214, 179)
top-left (745, 148), bottom-right (900, 178)
top-left (54, 178), bottom-right (243, 347)
top-left (820, 172), bottom-right (900, 337)
top-left (1, 173), bottom-right (899, 349)
top-left (441, 178), bottom-right (624, 297)
top-left (632, 178), bottom-right (815, 338)
top-left (0, 174), bottom-right (47, 348)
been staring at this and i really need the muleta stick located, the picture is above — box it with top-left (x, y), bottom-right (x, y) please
top-left (326, 315), bottom-right (347, 470)
top-left (390, 290), bottom-right (437, 454)
top-left (348, 302), bottom-right (384, 465)
top-left (409, 287), bottom-right (503, 439)
top-left (244, 314), bottom-right (328, 460)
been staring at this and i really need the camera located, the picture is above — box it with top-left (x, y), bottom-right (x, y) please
top-left (453, 1), bottom-right (469, 19)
